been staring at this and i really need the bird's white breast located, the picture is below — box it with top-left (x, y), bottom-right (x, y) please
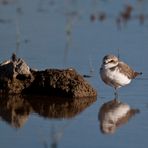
top-left (101, 67), bottom-right (131, 87)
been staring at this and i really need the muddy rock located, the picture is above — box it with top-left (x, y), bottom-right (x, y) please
top-left (0, 54), bottom-right (97, 98)
top-left (0, 54), bottom-right (34, 94)
top-left (24, 68), bottom-right (97, 98)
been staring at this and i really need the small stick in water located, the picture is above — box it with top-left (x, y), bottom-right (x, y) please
top-left (11, 53), bottom-right (17, 62)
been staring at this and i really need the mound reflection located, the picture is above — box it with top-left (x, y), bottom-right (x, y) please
top-left (26, 96), bottom-right (96, 119)
top-left (0, 95), bottom-right (96, 128)
top-left (0, 95), bottom-right (31, 128)
top-left (98, 99), bottom-right (139, 134)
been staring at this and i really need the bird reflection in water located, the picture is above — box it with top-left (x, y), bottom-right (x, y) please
top-left (98, 99), bottom-right (139, 134)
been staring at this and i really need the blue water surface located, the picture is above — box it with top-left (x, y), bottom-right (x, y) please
top-left (0, 0), bottom-right (148, 148)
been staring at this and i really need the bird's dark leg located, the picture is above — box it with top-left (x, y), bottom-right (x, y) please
top-left (114, 87), bottom-right (119, 99)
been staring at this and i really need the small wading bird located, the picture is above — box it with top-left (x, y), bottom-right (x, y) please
top-left (100, 54), bottom-right (142, 98)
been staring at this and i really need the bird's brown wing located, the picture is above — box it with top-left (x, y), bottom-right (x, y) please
top-left (118, 61), bottom-right (140, 79)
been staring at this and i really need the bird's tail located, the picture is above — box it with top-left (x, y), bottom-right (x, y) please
top-left (134, 71), bottom-right (142, 78)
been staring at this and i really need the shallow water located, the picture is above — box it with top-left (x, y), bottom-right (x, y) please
top-left (0, 0), bottom-right (148, 148)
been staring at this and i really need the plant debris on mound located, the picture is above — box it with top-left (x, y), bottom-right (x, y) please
top-left (0, 54), bottom-right (97, 98)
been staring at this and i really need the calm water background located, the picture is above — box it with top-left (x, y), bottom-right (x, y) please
top-left (0, 0), bottom-right (148, 148)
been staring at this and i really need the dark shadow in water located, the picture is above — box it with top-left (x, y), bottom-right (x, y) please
top-left (98, 99), bottom-right (139, 134)
top-left (0, 94), bottom-right (96, 128)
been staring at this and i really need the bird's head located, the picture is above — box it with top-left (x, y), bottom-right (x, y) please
top-left (102, 54), bottom-right (119, 69)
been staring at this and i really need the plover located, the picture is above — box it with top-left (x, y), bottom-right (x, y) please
top-left (100, 54), bottom-right (142, 97)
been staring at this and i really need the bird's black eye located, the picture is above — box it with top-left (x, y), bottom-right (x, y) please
top-left (109, 60), bottom-right (114, 63)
